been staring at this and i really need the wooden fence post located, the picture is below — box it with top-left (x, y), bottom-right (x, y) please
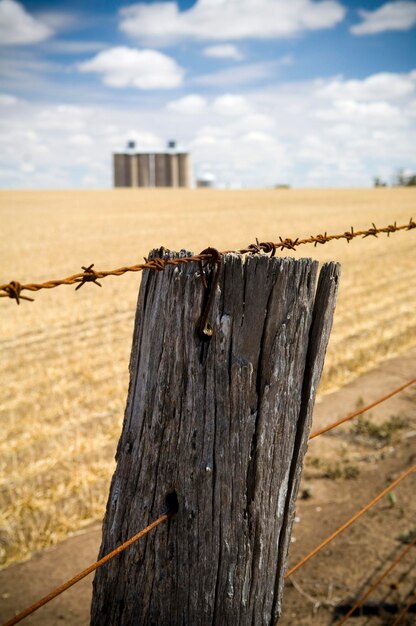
top-left (90, 249), bottom-right (340, 626)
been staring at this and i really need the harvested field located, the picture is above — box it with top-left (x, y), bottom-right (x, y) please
top-left (1, 188), bottom-right (415, 569)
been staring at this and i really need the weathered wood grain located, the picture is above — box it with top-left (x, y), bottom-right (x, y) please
top-left (90, 250), bottom-right (340, 626)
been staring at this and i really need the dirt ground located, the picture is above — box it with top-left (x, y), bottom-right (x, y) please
top-left (0, 349), bottom-right (415, 626)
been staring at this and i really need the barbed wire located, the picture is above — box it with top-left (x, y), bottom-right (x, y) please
top-left (336, 536), bottom-right (416, 625)
top-left (1, 218), bottom-right (414, 304)
top-left (309, 378), bottom-right (416, 440)
top-left (1, 511), bottom-right (173, 626)
top-left (285, 463), bottom-right (415, 578)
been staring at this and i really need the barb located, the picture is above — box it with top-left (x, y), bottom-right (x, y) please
top-left (285, 463), bottom-right (415, 578)
top-left (1, 218), bottom-right (414, 303)
top-left (336, 537), bottom-right (416, 624)
top-left (74, 264), bottom-right (102, 291)
top-left (309, 378), bottom-right (416, 440)
top-left (0, 281), bottom-right (34, 305)
top-left (1, 511), bottom-right (173, 626)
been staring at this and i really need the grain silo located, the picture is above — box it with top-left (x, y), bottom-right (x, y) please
top-left (113, 140), bottom-right (191, 188)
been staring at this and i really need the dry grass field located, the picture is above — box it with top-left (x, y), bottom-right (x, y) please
top-left (0, 188), bottom-right (415, 570)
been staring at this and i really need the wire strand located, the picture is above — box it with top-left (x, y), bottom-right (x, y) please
top-left (1, 219), bottom-right (414, 303)
top-left (1, 512), bottom-right (172, 626)
top-left (309, 378), bottom-right (416, 440)
top-left (285, 463), bottom-right (415, 578)
top-left (336, 537), bottom-right (416, 625)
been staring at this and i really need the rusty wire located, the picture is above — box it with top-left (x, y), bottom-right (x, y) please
top-left (336, 536), bottom-right (416, 625)
top-left (0, 429), bottom-right (414, 624)
top-left (1, 218), bottom-right (414, 304)
top-left (285, 463), bottom-right (416, 579)
top-left (1, 512), bottom-right (173, 626)
top-left (309, 378), bottom-right (416, 440)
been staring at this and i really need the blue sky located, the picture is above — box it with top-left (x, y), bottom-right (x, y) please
top-left (0, 0), bottom-right (415, 188)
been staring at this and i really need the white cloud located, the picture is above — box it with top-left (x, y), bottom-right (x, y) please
top-left (119, 0), bottom-right (346, 45)
top-left (68, 133), bottom-right (93, 146)
top-left (194, 61), bottom-right (277, 86)
top-left (241, 131), bottom-right (275, 143)
top-left (48, 40), bottom-right (107, 54)
top-left (192, 134), bottom-right (220, 147)
top-left (123, 131), bottom-right (162, 148)
top-left (82, 174), bottom-right (98, 186)
top-left (203, 44), bottom-right (243, 61)
top-left (238, 113), bottom-right (276, 131)
top-left (0, 56), bottom-right (63, 94)
top-left (20, 161), bottom-right (35, 173)
top-left (212, 94), bottom-right (251, 115)
top-left (34, 10), bottom-right (76, 32)
top-left (78, 46), bottom-right (184, 89)
top-left (0, 0), bottom-right (53, 45)
top-left (0, 92), bottom-right (21, 105)
top-left (167, 94), bottom-right (207, 114)
top-left (351, 1), bottom-right (416, 35)
top-left (36, 104), bottom-right (93, 131)
top-left (316, 98), bottom-right (404, 126)
top-left (192, 126), bottom-right (231, 147)
top-left (318, 71), bottom-right (416, 100)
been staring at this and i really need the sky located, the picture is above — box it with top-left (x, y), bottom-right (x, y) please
top-left (0, 0), bottom-right (415, 189)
